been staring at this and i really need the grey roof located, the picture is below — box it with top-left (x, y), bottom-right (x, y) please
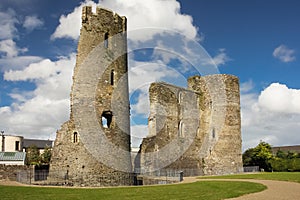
top-left (0, 152), bottom-right (26, 161)
top-left (23, 139), bottom-right (53, 149)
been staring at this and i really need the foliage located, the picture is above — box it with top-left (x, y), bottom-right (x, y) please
top-left (270, 151), bottom-right (300, 172)
top-left (41, 145), bottom-right (52, 164)
top-left (25, 145), bottom-right (52, 166)
top-left (0, 181), bottom-right (266, 200)
top-left (243, 141), bottom-right (273, 171)
top-left (26, 145), bottom-right (40, 165)
top-left (243, 141), bottom-right (300, 172)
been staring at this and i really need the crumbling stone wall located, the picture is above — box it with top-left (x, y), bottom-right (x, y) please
top-left (138, 75), bottom-right (243, 176)
top-left (0, 164), bottom-right (29, 181)
top-left (49, 6), bottom-right (132, 187)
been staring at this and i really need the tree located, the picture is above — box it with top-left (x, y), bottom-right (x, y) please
top-left (26, 145), bottom-right (40, 165)
top-left (41, 145), bottom-right (52, 164)
top-left (243, 141), bottom-right (274, 171)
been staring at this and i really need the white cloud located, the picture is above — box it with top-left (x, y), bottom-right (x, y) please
top-left (241, 82), bottom-right (300, 151)
top-left (0, 55), bottom-right (75, 139)
top-left (51, 0), bottom-right (97, 40)
top-left (0, 55), bottom-right (43, 72)
top-left (23, 15), bottom-right (44, 31)
top-left (258, 83), bottom-right (300, 114)
top-left (273, 45), bottom-right (296, 63)
top-left (51, 0), bottom-right (198, 42)
top-left (0, 9), bottom-right (18, 40)
top-left (0, 39), bottom-right (27, 58)
top-left (129, 60), bottom-right (180, 117)
top-left (211, 48), bottom-right (231, 66)
top-left (131, 125), bottom-right (148, 147)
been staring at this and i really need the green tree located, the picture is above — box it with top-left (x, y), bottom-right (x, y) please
top-left (243, 141), bottom-right (274, 171)
top-left (26, 145), bottom-right (40, 165)
top-left (41, 145), bottom-right (52, 164)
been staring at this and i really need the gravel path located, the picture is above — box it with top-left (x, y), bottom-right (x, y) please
top-left (182, 177), bottom-right (300, 200)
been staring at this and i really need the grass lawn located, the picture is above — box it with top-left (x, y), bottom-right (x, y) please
top-left (0, 181), bottom-right (266, 200)
top-left (198, 172), bottom-right (300, 183)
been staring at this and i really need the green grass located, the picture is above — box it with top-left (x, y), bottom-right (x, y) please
top-left (198, 172), bottom-right (300, 183)
top-left (0, 181), bottom-right (266, 200)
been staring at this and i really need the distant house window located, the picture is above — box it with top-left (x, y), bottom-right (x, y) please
top-left (110, 69), bottom-right (114, 85)
top-left (73, 132), bottom-right (78, 143)
top-left (15, 141), bottom-right (20, 151)
top-left (104, 33), bottom-right (109, 48)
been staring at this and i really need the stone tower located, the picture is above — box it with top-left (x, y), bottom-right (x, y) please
top-left (49, 6), bottom-right (133, 186)
top-left (138, 74), bottom-right (243, 177)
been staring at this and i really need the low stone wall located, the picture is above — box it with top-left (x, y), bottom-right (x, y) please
top-left (0, 164), bottom-right (30, 181)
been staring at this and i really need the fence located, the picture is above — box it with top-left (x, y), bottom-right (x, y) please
top-left (243, 166), bottom-right (260, 173)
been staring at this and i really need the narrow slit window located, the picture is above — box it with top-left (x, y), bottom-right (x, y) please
top-left (104, 33), bottom-right (109, 48)
top-left (73, 132), bottom-right (78, 143)
top-left (178, 121), bottom-right (185, 138)
top-left (110, 69), bottom-right (114, 85)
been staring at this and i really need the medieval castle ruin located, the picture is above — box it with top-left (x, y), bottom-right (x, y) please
top-left (49, 6), bottom-right (243, 186)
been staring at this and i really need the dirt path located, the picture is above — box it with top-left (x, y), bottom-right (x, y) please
top-left (182, 177), bottom-right (300, 200)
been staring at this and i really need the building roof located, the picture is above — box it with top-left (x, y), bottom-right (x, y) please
top-left (272, 145), bottom-right (300, 154)
top-left (0, 152), bottom-right (26, 161)
top-left (23, 139), bottom-right (53, 149)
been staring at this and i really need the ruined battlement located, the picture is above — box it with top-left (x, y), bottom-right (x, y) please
top-left (81, 6), bottom-right (126, 32)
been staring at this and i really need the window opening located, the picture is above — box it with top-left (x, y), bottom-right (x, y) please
top-left (102, 111), bottom-right (113, 128)
top-left (178, 121), bottom-right (185, 137)
top-left (104, 33), bottom-right (109, 48)
top-left (15, 141), bottom-right (19, 151)
top-left (212, 128), bottom-right (216, 139)
top-left (110, 69), bottom-right (114, 85)
top-left (73, 132), bottom-right (78, 143)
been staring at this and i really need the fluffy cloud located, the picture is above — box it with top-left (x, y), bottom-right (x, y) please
top-left (0, 55), bottom-right (75, 139)
top-left (23, 15), bottom-right (44, 31)
top-left (0, 9), bottom-right (18, 40)
top-left (52, 0), bottom-right (198, 42)
top-left (0, 39), bottom-right (27, 58)
top-left (211, 48), bottom-right (231, 66)
top-left (241, 82), bottom-right (300, 151)
top-left (273, 45), bottom-right (296, 63)
top-left (0, 9), bottom-right (43, 72)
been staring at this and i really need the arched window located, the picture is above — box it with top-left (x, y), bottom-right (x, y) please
top-left (178, 121), bottom-right (185, 138)
top-left (110, 69), bottom-right (114, 85)
top-left (104, 32), bottom-right (109, 48)
top-left (73, 132), bottom-right (78, 143)
top-left (178, 91), bottom-right (182, 103)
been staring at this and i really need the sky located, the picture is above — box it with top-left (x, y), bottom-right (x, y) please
top-left (0, 0), bottom-right (300, 151)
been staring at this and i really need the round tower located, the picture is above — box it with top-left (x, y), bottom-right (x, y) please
top-left (49, 6), bottom-right (132, 186)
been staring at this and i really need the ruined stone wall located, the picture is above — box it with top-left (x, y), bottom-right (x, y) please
top-left (139, 74), bottom-right (243, 177)
top-left (139, 82), bottom-right (203, 175)
top-left (49, 6), bottom-right (132, 187)
top-left (188, 74), bottom-right (243, 175)
top-left (0, 164), bottom-right (29, 181)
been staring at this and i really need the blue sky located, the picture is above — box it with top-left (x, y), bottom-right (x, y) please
top-left (0, 0), bottom-right (300, 151)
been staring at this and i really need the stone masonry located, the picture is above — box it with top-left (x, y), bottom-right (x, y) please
top-left (49, 6), bottom-right (132, 186)
top-left (49, 6), bottom-right (243, 186)
top-left (137, 75), bottom-right (243, 176)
